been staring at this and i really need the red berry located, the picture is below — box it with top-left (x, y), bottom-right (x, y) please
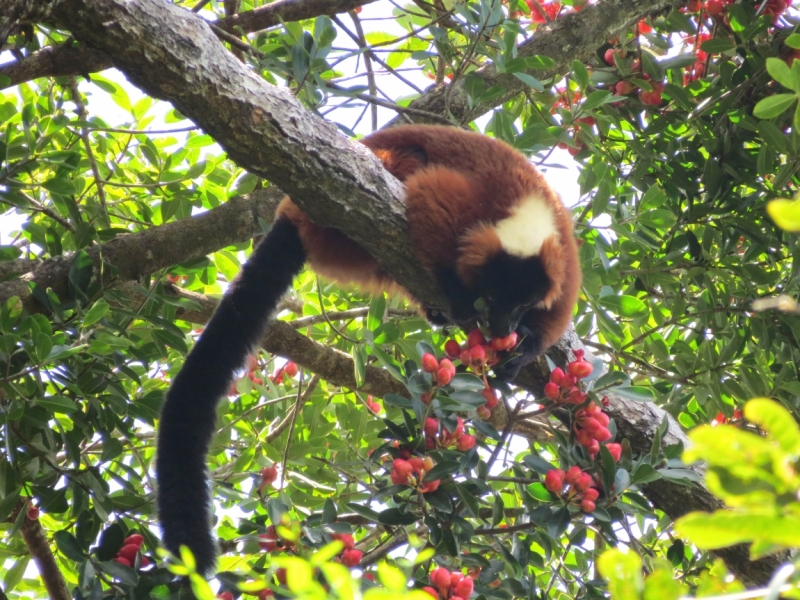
top-left (117, 544), bottom-right (140, 562)
top-left (284, 361), bottom-right (298, 377)
top-left (544, 469), bottom-right (565, 494)
top-left (568, 360), bottom-right (593, 379)
top-left (591, 426), bottom-right (613, 442)
top-left (369, 401), bottom-right (381, 413)
top-left (544, 382), bottom-right (560, 400)
top-left (604, 48), bottom-right (617, 65)
top-left (615, 80), bottom-right (635, 95)
top-left (261, 465), bottom-right (278, 484)
top-left (139, 556), bottom-right (152, 567)
top-left (341, 548), bottom-right (363, 567)
top-left (459, 349), bottom-right (473, 366)
top-left (549, 367), bottom-right (565, 385)
top-left (258, 528), bottom-right (280, 552)
top-left (580, 499), bottom-right (596, 513)
top-left (583, 487), bottom-right (600, 501)
top-left (454, 577), bottom-right (474, 598)
top-left (466, 329), bottom-right (486, 349)
top-left (482, 387), bottom-right (498, 408)
top-left (477, 405), bottom-right (491, 419)
top-left (439, 358), bottom-right (455, 374)
top-left (595, 411), bottom-right (610, 427)
top-left (450, 572), bottom-right (464, 586)
top-left (705, 0), bottom-right (724, 14)
top-left (444, 340), bottom-right (462, 358)
top-left (124, 534), bottom-right (144, 548)
top-left (331, 533), bottom-right (356, 550)
top-left (469, 345), bottom-right (486, 367)
top-left (565, 466), bottom-right (582, 485)
top-left (576, 473), bottom-right (593, 492)
top-left (26, 504), bottom-right (39, 520)
top-left (430, 567), bottom-right (451, 589)
top-left (409, 457), bottom-right (425, 472)
top-left (606, 443), bottom-right (622, 462)
top-left (639, 90), bottom-right (662, 106)
top-left (247, 354), bottom-right (259, 372)
top-left (568, 388), bottom-right (587, 404)
top-left (113, 557), bottom-right (131, 567)
top-left (437, 367), bottom-right (454, 385)
top-left (457, 434), bottom-right (476, 451)
top-left (425, 418), bottom-right (439, 438)
top-left (422, 353), bottom-right (439, 373)
top-left (393, 459), bottom-right (413, 478)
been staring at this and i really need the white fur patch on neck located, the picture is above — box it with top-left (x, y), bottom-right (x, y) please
top-left (494, 193), bottom-right (558, 258)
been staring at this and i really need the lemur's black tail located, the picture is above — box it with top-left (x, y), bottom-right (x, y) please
top-left (156, 215), bottom-right (306, 576)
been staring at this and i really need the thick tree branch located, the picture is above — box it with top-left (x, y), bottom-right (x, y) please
top-left (0, 188), bottom-right (285, 312)
top-left (20, 518), bottom-right (70, 600)
top-left (0, 0), bottom-right (375, 89)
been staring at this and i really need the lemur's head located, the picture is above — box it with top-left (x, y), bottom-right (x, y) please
top-left (457, 193), bottom-right (565, 337)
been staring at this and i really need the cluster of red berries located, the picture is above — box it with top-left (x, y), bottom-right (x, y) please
top-left (390, 456), bottom-right (440, 494)
top-left (542, 350), bottom-right (592, 402)
top-left (229, 356), bottom-right (299, 394)
top-left (424, 416), bottom-right (476, 452)
top-left (527, 0), bottom-right (561, 22)
top-left (112, 534), bottom-right (151, 569)
top-left (421, 352), bottom-right (457, 386)
top-left (420, 329), bottom-right (513, 416)
top-left (258, 464), bottom-right (278, 491)
top-left (544, 467), bottom-right (600, 513)
top-left (424, 567), bottom-right (475, 599)
top-left (711, 408), bottom-right (742, 425)
top-left (574, 403), bottom-right (621, 458)
top-left (331, 533), bottom-right (364, 567)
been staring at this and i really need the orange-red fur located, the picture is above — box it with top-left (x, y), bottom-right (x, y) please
top-left (276, 125), bottom-right (580, 351)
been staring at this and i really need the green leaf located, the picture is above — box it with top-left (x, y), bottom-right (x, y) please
top-left (3, 557), bottom-right (28, 594)
top-left (572, 60), bottom-right (590, 89)
top-left (598, 295), bottom-right (648, 318)
top-left (526, 482), bottom-right (553, 501)
top-left (377, 508), bottom-right (418, 526)
top-left (55, 530), bottom-right (86, 561)
top-left (758, 121), bottom-right (789, 153)
top-left (525, 55), bottom-right (555, 70)
top-left (513, 72), bottom-right (543, 91)
top-left (611, 385), bottom-right (657, 402)
top-left (42, 177), bottom-right (77, 196)
top-left (767, 199), bottom-right (800, 231)
top-left (743, 398), bottom-right (800, 454)
top-left (0, 245), bottom-right (22, 261)
top-left (82, 299), bottom-right (110, 328)
top-left (35, 395), bottom-right (79, 413)
top-left (700, 38), bottom-right (736, 53)
top-left (766, 57), bottom-right (797, 91)
top-left (786, 33), bottom-right (800, 49)
top-left (638, 209), bottom-right (677, 229)
top-left (753, 94), bottom-right (796, 119)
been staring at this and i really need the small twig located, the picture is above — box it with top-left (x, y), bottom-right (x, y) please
top-left (66, 77), bottom-right (109, 226)
top-left (349, 10), bottom-right (378, 130)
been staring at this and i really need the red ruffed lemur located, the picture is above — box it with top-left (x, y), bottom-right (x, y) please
top-left (156, 125), bottom-right (581, 575)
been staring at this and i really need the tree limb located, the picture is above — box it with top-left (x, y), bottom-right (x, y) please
top-left (0, 0), bottom-right (376, 90)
